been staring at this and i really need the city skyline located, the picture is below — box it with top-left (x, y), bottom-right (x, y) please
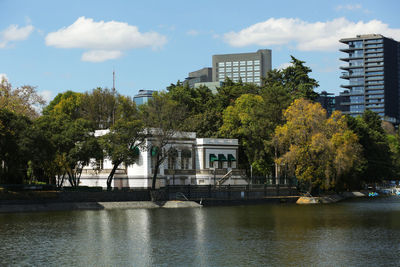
top-left (1, 0), bottom-right (400, 103)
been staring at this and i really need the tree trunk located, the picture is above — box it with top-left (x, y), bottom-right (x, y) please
top-left (152, 154), bottom-right (161, 190)
top-left (308, 183), bottom-right (313, 195)
top-left (107, 160), bottom-right (122, 191)
top-left (152, 162), bottom-right (159, 190)
top-left (274, 146), bottom-right (279, 185)
top-left (57, 173), bottom-right (66, 188)
top-left (67, 172), bottom-right (75, 187)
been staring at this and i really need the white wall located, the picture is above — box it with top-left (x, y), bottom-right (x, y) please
top-left (79, 135), bottom-right (241, 188)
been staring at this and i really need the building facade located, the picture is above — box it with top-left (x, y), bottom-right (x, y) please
top-left (193, 81), bottom-right (222, 94)
top-left (133, 89), bottom-right (156, 106)
top-left (317, 91), bottom-right (336, 116)
top-left (339, 34), bottom-right (400, 123)
top-left (184, 67), bottom-right (213, 88)
top-left (212, 49), bottom-right (272, 86)
top-left (79, 131), bottom-right (247, 189)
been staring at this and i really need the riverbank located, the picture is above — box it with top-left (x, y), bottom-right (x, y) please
top-left (0, 200), bottom-right (202, 213)
top-left (0, 196), bottom-right (301, 213)
top-left (296, 191), bottom-right (367, 204)
top-left (0, 189), bottom-right (370, 212)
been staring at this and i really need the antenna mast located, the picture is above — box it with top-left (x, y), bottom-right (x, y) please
top-left (112, 69), bottom-right (115, 90)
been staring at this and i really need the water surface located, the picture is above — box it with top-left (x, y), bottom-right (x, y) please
top-left (1, 197), bottom-right (400, 266)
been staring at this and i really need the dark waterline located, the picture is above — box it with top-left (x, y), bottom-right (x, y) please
top-left (1, 197), bottom-right (400, 266)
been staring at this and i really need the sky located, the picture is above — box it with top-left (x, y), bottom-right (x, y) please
top-left (1, 0), bottom-right (400, 103)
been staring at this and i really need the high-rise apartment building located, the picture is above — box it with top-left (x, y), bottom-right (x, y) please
top-left (317, 91), bottom-right (336, 116)
top-left (339, 34), bottom-right (400, 123)
top-left (212, 49), bottom-right (272, 86)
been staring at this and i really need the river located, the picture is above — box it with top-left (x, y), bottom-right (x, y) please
top-left (1, 197), bottom-right (400, 266)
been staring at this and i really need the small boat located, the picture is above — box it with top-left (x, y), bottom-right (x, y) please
top-left (369, 192), bottom-right (379, 197)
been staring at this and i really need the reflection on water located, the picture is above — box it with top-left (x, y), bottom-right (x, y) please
top-left (1, 197), bottom-right (400, 266)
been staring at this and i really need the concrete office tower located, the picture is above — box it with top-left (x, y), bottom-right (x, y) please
top-left (212, 49), bottom-right (272, 86)
top-left (339, 34), bottom-right (400, 123)
top-left (184, 67), bottom-right (212, 88)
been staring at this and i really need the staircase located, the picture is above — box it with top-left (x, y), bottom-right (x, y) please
top-left (216, 170), bottom-right (232, 186)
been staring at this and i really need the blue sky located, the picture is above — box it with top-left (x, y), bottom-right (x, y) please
top-left (1, 0), bottom-right (400, 103)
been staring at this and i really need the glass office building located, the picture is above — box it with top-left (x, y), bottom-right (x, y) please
top-left (339, 34), bottom-right (400, 123)
top-left (133, 90), bottom-right (155, 106)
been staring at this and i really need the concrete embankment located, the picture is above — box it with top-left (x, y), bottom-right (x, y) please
top-left (200, 196), bottom-right (299, 206)
top-left (296, 191), bottom-right (367, 204)
top-left (0, 200), bottom-right (202, 213)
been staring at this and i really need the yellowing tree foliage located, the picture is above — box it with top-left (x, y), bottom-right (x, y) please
top-left (274, 99), bottom-right (362, 192)
top-left (0, 78), bottom-right (45, 119)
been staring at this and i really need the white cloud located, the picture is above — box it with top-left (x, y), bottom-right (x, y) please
top-left (335, 4), bottom-right (362, 11)
top-left (39, 90), bottom-right (53, 103)
top-left (82, 50), bottom-right (122, 62)
top-left (0, 73), bottom-right (8, 81)
top-left (0, 24), bottom-right (34, 48)
top-left (223, 17), bottom-right (400, 51)
top-left (335, 4), bottom-right (370, 14)
top-left (187, 29), bottom-right (199, 36)
top-left (45, 17), bottom-right (167, 62)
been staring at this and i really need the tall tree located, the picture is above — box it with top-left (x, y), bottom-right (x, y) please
top-left (80, 87), bottom-right (118, 129)
top-left (43, 91), bottom-right (83, 120)
top-left (41, 91), bottom-right (102, 187)
top-left (220, 94), bottom-right (274, 176)
top-left (0, 109), bottom-right (32, 184)
top-left (346, 110), bottom-right (394, 184)
top-left (140, 92), bottom-right (187, 189)
top-left (264, 56), bottom-right (319, 101)
top-left (219, 84), bottom-right (292, 177)
top-left (274, 99), bottom-right (362, 193)
top-left (0, 78), bottom-right (45, 119)
top-left (100, 96), bottom-right (146, 190)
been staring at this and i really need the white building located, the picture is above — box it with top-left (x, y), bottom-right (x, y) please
top-left (79, 130), bottom-right (248, 189)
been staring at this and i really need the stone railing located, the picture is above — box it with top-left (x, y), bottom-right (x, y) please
top-left (164, 169), bottom-right (196, 175)
top-left (196, 169), bottom-right (246, 176)
top-left (81, 168), bottom-right (127, 175)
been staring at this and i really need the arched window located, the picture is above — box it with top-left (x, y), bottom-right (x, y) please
top-left (181, 149), bottom-right (191, 170)
top-left (167, 148), bottom-right (178, 170)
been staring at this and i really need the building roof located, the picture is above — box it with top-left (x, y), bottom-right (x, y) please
top-left (134, 89), bottom-right (156, 98)
top-left (340, 34), bottom-right (386, 43)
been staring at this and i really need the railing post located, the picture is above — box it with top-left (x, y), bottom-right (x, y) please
top-left (166, 184), bottom-right (170, 200)
top-left (276, 183), bottom-right (280, 196)
top-left (187, 184), bottom-right (191, 199)
top-left (246, 184), bottom-right (249, 200)
top-left (208, 184), bottom-right (211, 198)
top-left (228, 184), bottom-right (231, 200)
top-left (264, 183), bottom-right (267, 197)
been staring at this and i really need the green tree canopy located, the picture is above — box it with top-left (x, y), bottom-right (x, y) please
top-left (346, 110), bottom-right (394, 184)
top-left (0, 109), bottom-right (32, 183)
top-left (264, 56), bottom-right (319, 101)
top-left (43, 90), bottom-right (83, 120)
top-left (140, 92), bottom-right (187, 189)
top-left (100, 96), bottom-right (145, 190)
top-left (80, 87), bottom-right (119, 129)
top-left (220, 94), bottom-right (274, 176)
